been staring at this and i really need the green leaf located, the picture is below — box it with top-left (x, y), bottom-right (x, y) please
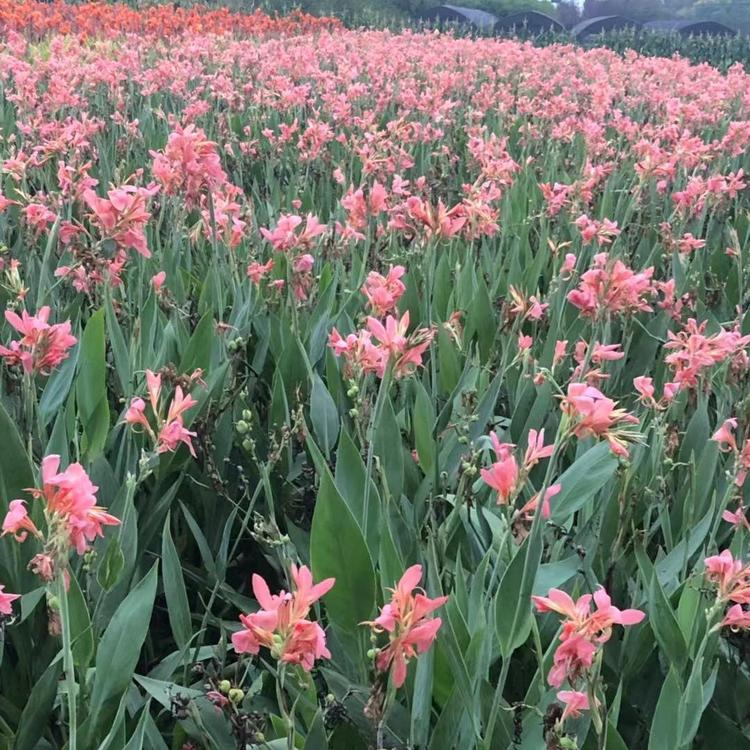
top-left (647, 571), bottom-right (688, 675)
top-left (85, 564), bottom-right (158, 743)
top-left (162, 513), bottom-right (192, 651)
top-left (310, 373), bottom-right (339, 457)
top-left (551, 442), bottom-right (619, 523)
top-left (303, 711), bottom-right (328, 750)
top-left (13, 659), bottom-right (63, 750)
top-left (178, 311), bottom-right (214, 374)
top-left (97, 537), bottom-right (125, 592)
top-left (410, 640), bottom-right (435, 747)
top-left (649, 669), bottom-right (681, 750)
top-left (67, 572), bottom-right (95, 668)
top-left (310, 466), bottom-right (376, 632)
top-left (373, 395), bottom-right (404, 501)
top-left (76, 308), bottom-right (110, 459)
top-left (334, 429), bottom-right (380, 554)
top-left (123, 701), bottom-right (153, 750)
top-left (38, 342), bottom-right (79, 427)
top-left (496, 523), bottom-right (543, 658)
top-left (413, 381), bottom-right (436, 477)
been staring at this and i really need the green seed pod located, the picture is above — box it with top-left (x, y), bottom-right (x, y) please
top-left (228, 688), bottom-right (244, 704)
top-left (218, 679), bottom-right (231, 694)
top-left (236, 420), bottom-right (249, 434)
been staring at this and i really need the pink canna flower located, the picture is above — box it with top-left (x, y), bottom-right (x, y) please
top-left (0, 584), bottom-right (20, 616)
top-left (2, 499), bottom-right (40, 542)
top-left (533, 586), bottom-right (644, 689)
top-left (705, 550), bottom-right (750, 605)
top-left (633, 376), bottom-right (657, 408)
top-left (712, 418), bottom-right (738, 452)
top-left (124, 371), bottom-right (199, 457)
top-left (247, 259), bottom-right (274, 286)
top-left (232, 564), bottom-right (334, 672)
top-left (553, 340), bottom-right (568, 367)
top-left (6, 455), bottom-right (120, 570)
top-left (557, 690), bottom-right (590, 721)
top-left (83, 184), bottom-right (156, 258)
top-left (151, 271), bottom-right (166, 292)
top-left (722, 604), bottom-right (750, 630)
top-left (362, 265), bottom-right (406, 317)
top-left (364, 565), bottom-right (447, 688)
top-left (523, 429), bottom-right (554, 469)
top-left (520, 483), bottom-right (562, 520)
top-left (261, 213), bottom-right (325, 253)
top-left (0, 307), bottom-right (77, 375)
top-left (561, 383), bottom-right (639, 458)
top-left (567, 253), bottom-right (655, 319)
top-left (723, 504), bottom-right (750, 531)
top-left (480, 432), bottom-right (519, 506)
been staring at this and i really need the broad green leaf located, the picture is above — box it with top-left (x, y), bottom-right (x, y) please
top-left (38, 342), bottom-right (79, 427)
top-left (13, 659), bottom-right (62, 750)
top-left (85, 564), bottom-right (158, 742)
top-left (649, 669), bottom-right (681, 750)
top-left (76, 308), bottom-right (110, 459)
top-left (551, 442), bottom-right (619, 523)
top-left (373, 395), bottom-right (404, 501)
top-left (310, 372), bottom-right (339, 457)
top-left (67, 572), bottom-right (95, 668)
top-left (162, 513), bottom-right (192, 651)
top-left (496, 523), bottom-right (543, 658)
top-left (310, 466), bottom-right (376, 632)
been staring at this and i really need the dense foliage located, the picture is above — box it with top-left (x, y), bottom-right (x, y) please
top-left (0, 5), bottom-right (750, 750)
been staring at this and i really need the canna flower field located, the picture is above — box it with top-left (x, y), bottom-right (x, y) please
top-left (0, 3), bottom-right (749, 748)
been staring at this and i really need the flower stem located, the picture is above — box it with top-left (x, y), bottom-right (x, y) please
top-left (57, 572), bottom-right (77, 750)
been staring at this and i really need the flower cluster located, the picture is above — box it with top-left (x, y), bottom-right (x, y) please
top-left (479, 429), bottom-right (556, 511)
top-left (561, 383), bottom-right (640, 458)
top-left (532, 587), bottom-right (644, 719)
top-left (704, 550), bottom-right (750, 630)
top-left (124, 370), bottom-right (200, 457)
top-left (2, 455), bottom-right (119, 579)
top-left (0, 307), bottom-right (76, 376)
top-left (567, 253), bottom-right (655, 319)
top-left (363, 565), bottom-right (447, 687)
top-left (232, 564), bottom-right (335, 671)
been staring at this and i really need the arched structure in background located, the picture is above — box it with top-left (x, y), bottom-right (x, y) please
top-left (571, 15), bottom-right (642, 39)
top-left (420, 5), bottom-right (498, 31)
top-left (494, 11), bottom-right (564, 34)
top-left (644, 20), bottom-right (737, 36)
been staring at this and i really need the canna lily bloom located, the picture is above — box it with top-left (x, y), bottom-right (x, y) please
top-left (124, 371), bottom-right (199, 457)
top-left (232, 564), bottom-right (334, 672)
top-left (533, 586), bottom-right (644, 688)
top-left (705, 550), bottom-right (750, 605)
top-left (0, 307), bottom-right (76, 375)
top-left (561, 383), bottom-right (639, 458)
top-left (712, 418), bottom-right (738, 452)
top-left (557, 690), bottom-right (590, 721)
top-left (722, 604), bottom-right (750, 630)
top-left (0, 585), bottom-right (20, 616)
top-left (523, 429), bottom-right (554, 469)
top-left (260, 213), bottom-right (326, 253)
top-left (361, 265), bottom-right (406, 317)
top-left (2, 499), bottom-right (40, 542)
top-left (480, 432), bottom-right (519, 506)
top-left (30, 456), bottom-right (120, 556)
top-left (633, 376), bottom-right (658, 408)
top-left (83, 184), bottom-right (156, 259)
top-left (364, 565), bottom-right (447, 688)
top-left (723, 504), bottom-right (750, 531)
